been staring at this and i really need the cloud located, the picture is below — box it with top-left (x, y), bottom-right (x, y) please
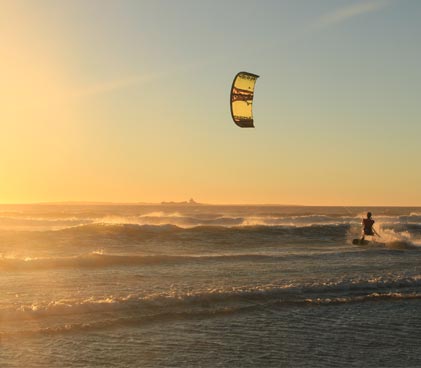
top-left (316, 0), bottom-right (391, 28)
top-left (71, 73), bottom-right (163, 98)
top-left (70, 59), bottom-right (209, 99)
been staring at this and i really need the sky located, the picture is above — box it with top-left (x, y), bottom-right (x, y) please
top-left (1, 0), bottom-right (420, 205)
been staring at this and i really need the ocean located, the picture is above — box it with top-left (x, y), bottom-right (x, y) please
top-left (1, 204), bottom-right (420, 367)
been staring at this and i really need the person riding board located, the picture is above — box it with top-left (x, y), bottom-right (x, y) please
top-left (361, 212), bottom-right (379, 241)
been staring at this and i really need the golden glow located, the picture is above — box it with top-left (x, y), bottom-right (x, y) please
top-left (0, 2), bottom-right (420, 206)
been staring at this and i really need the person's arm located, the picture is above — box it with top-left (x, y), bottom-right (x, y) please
top-left (373, 227), bottom-right (381, 237)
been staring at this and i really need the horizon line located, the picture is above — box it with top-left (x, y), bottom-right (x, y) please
top-left (0, 201), bottom-right (420, 208)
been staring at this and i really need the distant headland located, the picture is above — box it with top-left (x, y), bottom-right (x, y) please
top-left (161, 198), bottom-right (202, 205)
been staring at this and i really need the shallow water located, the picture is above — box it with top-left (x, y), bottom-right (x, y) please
top-left (1, 204), bottom-right (421, 367)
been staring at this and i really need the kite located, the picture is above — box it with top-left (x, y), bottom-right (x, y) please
top-left (230, 71), bottom-right (259, 128)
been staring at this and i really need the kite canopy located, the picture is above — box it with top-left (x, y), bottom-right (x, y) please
top-left (230, 71), bottom-right (259, 128)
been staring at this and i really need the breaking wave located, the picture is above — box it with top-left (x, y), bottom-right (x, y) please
top-left (2, 273), bottom-right (421, 337)
top-left (4, 290), bottom-right (421, 338)
top-left (57, 222), bottom-right (352, 237)
top-left (55, 222), bottom-right (421, 248)
top-left (0, 213), bottom-right (381, 232)
top-left (2, 210), bottom-right (421, 246)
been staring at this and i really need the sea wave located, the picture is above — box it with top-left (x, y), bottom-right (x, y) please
top-left (2, 244), bottom-right (417, 272)
top-left (2, 211), bottom-right (421, 234)
top-left (5, 290), bottom-right (420, 338)
top-left (58, 222), bottom-right (421, 245)
top-left (89, 214), bottom-right (359, 228)
top-left (0, 214), bottom-right (390, 231)
top-left (58, 222), bottom-right (352, 235)
top-left (0, 252), bottom-right (290, 271)
top-left (0, 306), bottom-right (250, 338)
top-left (2, 221), bottom-right (419, 250)
top-left (3, 274), bottom-right (421, 322)
top-left (304, 292), bottom-right (421, 305)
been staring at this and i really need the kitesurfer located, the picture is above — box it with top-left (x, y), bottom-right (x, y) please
top-left (360, 212), bottom-right (376, 241)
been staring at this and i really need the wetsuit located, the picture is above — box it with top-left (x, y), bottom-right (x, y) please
top-left (363, 218), bottom-right (375, 236)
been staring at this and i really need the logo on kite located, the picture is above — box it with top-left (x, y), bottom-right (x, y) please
top-left (230, 71), bottom-right (259, 128)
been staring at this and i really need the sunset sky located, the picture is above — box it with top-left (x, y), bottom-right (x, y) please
top-left (1, 0), bottom-right (420, 205)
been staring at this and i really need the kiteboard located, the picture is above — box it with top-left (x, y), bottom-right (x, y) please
top-left (352, 239), bottom-right (386, 247)
top-left (352, 239), bottom-right (370, 245)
